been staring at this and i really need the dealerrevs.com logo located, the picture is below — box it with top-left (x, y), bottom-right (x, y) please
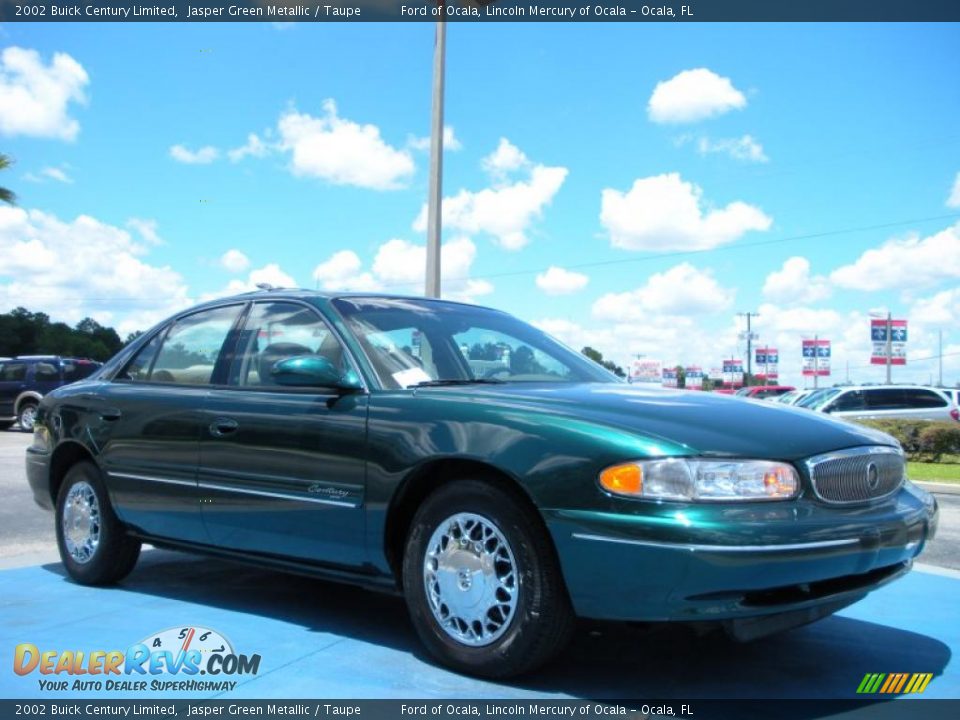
top-left (13, 626), bottom-right (261, 693)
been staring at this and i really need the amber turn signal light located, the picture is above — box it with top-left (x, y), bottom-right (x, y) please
top-left (599, 463), bottom-right (643, 495)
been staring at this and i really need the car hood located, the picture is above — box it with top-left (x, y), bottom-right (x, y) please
top-left (415, 382), bottom-right (897, 461)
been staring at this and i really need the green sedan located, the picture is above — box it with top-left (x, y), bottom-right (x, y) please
top-left (25, 290), bottom-right (938, 677)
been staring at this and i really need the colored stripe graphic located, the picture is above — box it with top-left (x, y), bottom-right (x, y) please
top-left (857, 672), bottom-right (933, 694)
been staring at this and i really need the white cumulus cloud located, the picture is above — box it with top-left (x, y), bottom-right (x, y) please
top-left (277, 100), bottom-right (414, 190)
top-left (830, 222), bottom-right (960, 291)
top-left (126, 218), bottom-right (163, 246)
top-left (169, 144), bottom-right (219, 165)
top-left (948, 172), bottom-right (960, 208)
top-left (648, 68), bottom-right (746, 124)
top-left (535, 266), bottom-right (589, 295)
top-left (0, 206), bottom-right (191, 336)
top-left (312, 236), bottom-right (492, 303)
top-left (414, 139), bottom-right (567, 251)
top-left (592, 263), bottom-right (734, 320)
top-left (762, 256), bottom-right (831, 305)
top-left (0, 47), bottom-right (89, 141)
top-left (600, 172), bottom-right (771, 251)
top-left (228, 133), bottom-right (270, 162)
top-left (481, 137), bottom-right (529, 180)
top-left (697, 135), bottom-right (768, 163)
top-left (219, 249), bottom-right (251, 273)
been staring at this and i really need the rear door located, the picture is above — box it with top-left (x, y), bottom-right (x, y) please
top-left (93, 304), bottom-right (245, 543)
top-left (198, 300), bottom-right (369, 568)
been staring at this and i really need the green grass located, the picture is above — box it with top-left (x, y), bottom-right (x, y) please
top-left (908, 461), bottom-right (960, 484)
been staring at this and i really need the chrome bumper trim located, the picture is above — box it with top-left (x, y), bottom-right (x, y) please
top-left (572, 532), bottom-right (860, 553)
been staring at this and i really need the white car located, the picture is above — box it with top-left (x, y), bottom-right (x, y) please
top-left (816, 385), bottom-right (959, 423)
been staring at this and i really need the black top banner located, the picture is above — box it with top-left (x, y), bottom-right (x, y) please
top-left (2, 0), bottom-right (960, 22)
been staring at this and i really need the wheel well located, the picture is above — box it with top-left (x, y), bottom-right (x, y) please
top-left (15, 393), bottom-right (41, 414)
top-left (49, 442), bottom-right (95, 505)
top-left (383, 458), bottom-right (551, 581)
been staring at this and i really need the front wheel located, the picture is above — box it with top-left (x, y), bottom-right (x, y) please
top-left (55, 461), bottom-right (141, 585)
top-left (402, 480), bottom-right (574, 678)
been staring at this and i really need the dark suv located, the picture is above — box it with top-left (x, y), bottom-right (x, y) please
top-left (0, 356), bottom-right (102, 432)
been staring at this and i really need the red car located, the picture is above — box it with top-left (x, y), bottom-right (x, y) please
top-left (734, 385), bottom-right (796, 400)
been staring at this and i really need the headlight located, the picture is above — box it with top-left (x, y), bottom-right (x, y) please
top-left (599, 458), bottom-right (799, 501)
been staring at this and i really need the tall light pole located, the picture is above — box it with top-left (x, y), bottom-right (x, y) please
top-left (424, 11), bottom-right (447, 299)
top-left (737, 312), bottom-right (759, 386)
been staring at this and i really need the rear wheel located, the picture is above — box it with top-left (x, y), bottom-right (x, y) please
top-left (402, 480), bottom-right (574, 678)
top-left (17, 402), bottom-right (38, 433)
top-left (55, 461), bottom-right (141, 585)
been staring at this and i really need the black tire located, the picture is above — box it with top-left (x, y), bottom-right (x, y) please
top-left (0, 421), bottom-right (13, 431)
top-left (17, 402), bottom-right (38, 433)
top-left (55, 461), bottom-right (141, 585)
top-left (402, 479), bottom-right (575, 678)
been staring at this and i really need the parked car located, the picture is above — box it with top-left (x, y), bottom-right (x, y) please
top-left (26, 291), bottom-right (938, 677)
top-left (734, 385), bottom-right (796, 400)
top-left (815, 385), bottom-right (959, 423)
top-left (0, 356), bottom-right (102, 432)
top-left (776, 389), bottom-right (812, 405)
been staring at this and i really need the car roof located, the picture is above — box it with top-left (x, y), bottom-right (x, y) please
top-left (178, 288), bottom-right (505, 317)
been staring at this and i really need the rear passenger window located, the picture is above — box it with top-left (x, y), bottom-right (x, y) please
top-left (903, 389), bottom-right (947, 408)
top-left (34, 363), bottom-right (60, 381)
top-left (63, 361), bottom-right (99, 382)
top-left (127, 306), bottom-right (242, 385)
top-left (120, 331), bottom-right (166, 381)
top-left (865, 388), bottom-right (906, 410)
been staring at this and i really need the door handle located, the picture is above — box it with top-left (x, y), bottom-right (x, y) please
top-left (209, 418), bottom-right (239, 437)
top-left (99, 408), bottom-right (122, 422)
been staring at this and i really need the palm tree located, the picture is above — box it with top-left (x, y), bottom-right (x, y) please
top-left (0, 153), bottom-right (16, 205)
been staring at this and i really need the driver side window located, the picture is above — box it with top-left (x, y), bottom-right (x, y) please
top-left (230, 302), bottom-right (347, 388)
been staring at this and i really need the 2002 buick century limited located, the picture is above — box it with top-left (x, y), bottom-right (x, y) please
top-left (26, 290), bottom-right (938, 677)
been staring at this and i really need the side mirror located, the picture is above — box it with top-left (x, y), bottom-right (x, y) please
top-left (271, 355), bottom-right (362, 391)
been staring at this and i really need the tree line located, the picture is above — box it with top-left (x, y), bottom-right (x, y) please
top-left (0, 307), bottom-right (138, 361)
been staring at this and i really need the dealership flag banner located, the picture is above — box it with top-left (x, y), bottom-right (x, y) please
top-left (802, 339), bottom-right (831, 376)
top-left (631, 359), bottom-right (663, 384)
top-left (754, 347), bottom-right (779, 381)
top-left (662, 367), bottom-right (678, 388)
top-left (685, 366), bottom-right (703, 389)
top-left (722, 359), bottom-right (744, 387)
top-left (871, 319), bottom-right (908, 365)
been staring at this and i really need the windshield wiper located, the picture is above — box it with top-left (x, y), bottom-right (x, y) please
top-left (412, 378), bottom-right (507, 387)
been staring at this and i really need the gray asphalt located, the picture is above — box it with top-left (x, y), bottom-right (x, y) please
top-left (1, 429), bottom-right (957, 571)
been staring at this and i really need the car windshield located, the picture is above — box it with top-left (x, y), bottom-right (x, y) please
top-left (734, 387), bottom-right (753, 396)
top-left (332, 297), bottom-right (620, 389)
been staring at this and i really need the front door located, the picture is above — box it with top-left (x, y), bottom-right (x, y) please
top-left (198, 301), bottom-right (368, 569)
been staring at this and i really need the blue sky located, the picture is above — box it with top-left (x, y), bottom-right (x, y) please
top-left (1, 21), bottom-right (959, 387)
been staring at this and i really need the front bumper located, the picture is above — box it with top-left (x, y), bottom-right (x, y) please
top-left (544, 482), bottom-right (937, 626)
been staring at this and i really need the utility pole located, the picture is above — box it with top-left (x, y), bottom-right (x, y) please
top-left (424, 11), bottom-right (447, 299)
top-left (737, 312), bottom-right (759, 386)
top-left (885, 311), bottom-right (892, 385)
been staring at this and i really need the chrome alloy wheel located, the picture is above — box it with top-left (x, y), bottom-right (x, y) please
top-left (19, 405), bottom-right (37, 431)
top-left (63, 481), bottom-right (101, 564)
top-left (423, 512), bottom-right (519, 647)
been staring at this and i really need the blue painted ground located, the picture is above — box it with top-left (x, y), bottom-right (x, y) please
top-left (0, 550), bottom-right (957, 701)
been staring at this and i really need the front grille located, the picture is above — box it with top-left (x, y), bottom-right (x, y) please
top-left (805, 446), bottom-right (904, 504)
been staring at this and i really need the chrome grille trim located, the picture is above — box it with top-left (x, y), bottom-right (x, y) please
top-left (804, 445), bottom-right (905, 504)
